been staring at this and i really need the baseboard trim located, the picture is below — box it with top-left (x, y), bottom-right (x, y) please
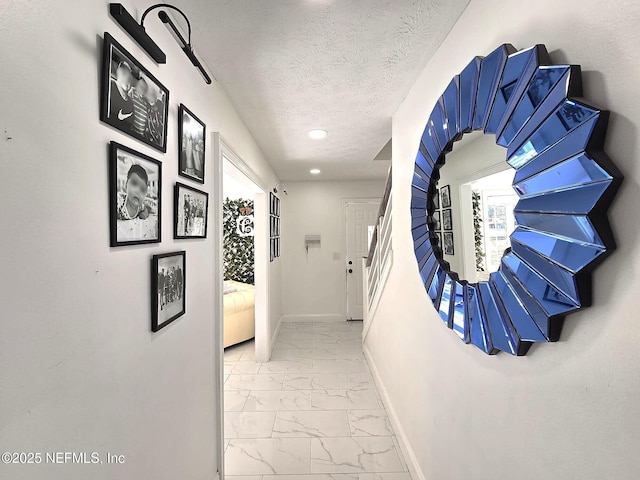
top-left (281, 314), bottom-right (345, 323)
top-left (363, 343), bottom-right (425, 480)
top-left (270, 315), bottom-right (283, 359)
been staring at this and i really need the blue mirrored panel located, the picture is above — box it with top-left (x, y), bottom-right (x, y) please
top-left (484, 46), bottom-right (539, 134)
top-left (428, 265), bottom-right (446, 306)
top-left (415, 148), bottom-right (435, 181)
top-left (506, 75), bottom-right (589, 165)
top-left (491, 272), bottom-right (547, 342)
top-left (459, 57), bottom-right (481, 133)
top-left (510, 226), bottom-right (606, 273)
top-left (497, 67), bottom-right (571, 147)
top-left (411, 43), bottom-right (621, 355)
top-left (429, 100), bottom-right (450, 151)
top-left (420, 251), bottom-right (439, 287)
top-left (514, 182), bottom-right (612, 215)
top-left (466, 284), bottom-right (495, 353)
top-left (421, 122), bottom-right (443, 165)
top-left (499, 262), bottom-right (558, 340)
top-left (451, 281), bottom-right (468, 341)
top-left (514, 153), bottom-right (612, 198)
top-left (513, 212), bottom-right (603, 246)
top-left (412, 170), bottom-right (430, 191)
top-left (510, 243), bottom-right (581, 305)
top-left (512, 114), bottom-right (601, 182)
top-left (501, 252), bottom-right (578, 317)
top-left (443, 76), bottom-right (461, 140)
top-left (473, 44), bottom-right (516, 129)
top-left (508, 100), bottom-right (598, 169)
top-left (416, 242), bottom-right (433, 271)
top-left (438, 274), bottom-right (454, 326)
top-left (477, 282), bottom-right (520, 356)
top-left (412, 226), bottom-right (429, 250)
top-left (414, 234), bottom-right (432, 265)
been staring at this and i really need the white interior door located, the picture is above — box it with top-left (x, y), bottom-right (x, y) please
top-left (345, 201), bottom-right (380, 320)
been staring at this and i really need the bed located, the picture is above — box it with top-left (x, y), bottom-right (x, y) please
top-left (223, 280), bottom-right (255, 348)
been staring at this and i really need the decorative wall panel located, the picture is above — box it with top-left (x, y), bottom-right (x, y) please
top-left (411, 44), bottom-right (622, 356)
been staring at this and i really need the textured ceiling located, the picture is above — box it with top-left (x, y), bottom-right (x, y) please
top-left (186, 0), bottom-right (470, 181)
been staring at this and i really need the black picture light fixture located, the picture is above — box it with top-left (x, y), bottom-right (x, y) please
top-left (109, 2), bottom-right (212, 84)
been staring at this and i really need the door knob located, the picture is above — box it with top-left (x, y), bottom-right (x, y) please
top-left (348, 269), bottom-right (353, 274)
top-left (348, 261), bottom-right (353, 265)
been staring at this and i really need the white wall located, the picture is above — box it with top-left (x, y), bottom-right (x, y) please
top-left (366, 1), bottom-right (640, 479)
top-left (0, 2), bottom-right (278, 479)
top-left (281, 180), bottom-right (384, 321)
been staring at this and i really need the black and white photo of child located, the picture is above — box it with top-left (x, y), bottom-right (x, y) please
top-left (102, 34), bottom-right (169, 152)
top-left (111, 143), bottom-right (161, 245)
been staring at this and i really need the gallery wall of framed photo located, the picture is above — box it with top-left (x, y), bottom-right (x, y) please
top-left (269, 192), bottom-right (281, 262)
top-left (100, 30), bottom-right (212, 333)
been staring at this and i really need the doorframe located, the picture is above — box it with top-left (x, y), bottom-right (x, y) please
top-left (212, 133), bottom-right (271, 479)
top-left (343, 198), bottom-right (381, 320)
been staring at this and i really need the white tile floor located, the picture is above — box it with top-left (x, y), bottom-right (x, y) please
top-left (223, 321), bottom-right (412, 480)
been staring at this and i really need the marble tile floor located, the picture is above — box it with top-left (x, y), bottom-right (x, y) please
top-left (223, 322), bottom-right (412, 480)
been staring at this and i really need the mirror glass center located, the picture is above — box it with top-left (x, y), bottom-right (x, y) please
top-left (434, 132), bottom-right (518, 283)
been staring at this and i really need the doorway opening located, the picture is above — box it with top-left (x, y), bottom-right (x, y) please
top-left (459, 169), bottom-right (519, 282)
top-left (345, 200), bottom-right (380, 321)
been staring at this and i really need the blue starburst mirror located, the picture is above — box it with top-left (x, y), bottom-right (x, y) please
top-left (411, 44), bottom-right (622, 356)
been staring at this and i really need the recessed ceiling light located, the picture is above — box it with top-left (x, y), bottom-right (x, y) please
top-left (308, 129), bottom-right (328, 139)
top-left (310, 168), bottom-right (321, 175)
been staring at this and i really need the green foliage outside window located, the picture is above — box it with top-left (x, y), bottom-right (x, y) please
top-left (472, 191), bottom-right (485, 272)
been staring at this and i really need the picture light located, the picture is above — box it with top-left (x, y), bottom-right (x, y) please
top-left (109, 3), bottom-right (213, 84)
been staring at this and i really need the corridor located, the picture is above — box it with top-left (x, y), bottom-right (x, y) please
top-left (223, 321), bottom-right (411, 479)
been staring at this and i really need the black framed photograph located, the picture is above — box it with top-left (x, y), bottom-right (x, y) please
top-left (443, 208), bottom-right (453, 231)
top-left (443, 232), bottom-right (455, 255)
top-left (178, 104), bottom-right (206, 183)
top-left (269, 192), bottom-right (276, 215)
top-left (101, 33), bottom-right (169, 152)
top-left (270, 238), bottom-right (275, 262)
top-left (275, 237), bottom-right (280, 257)
top-left (275, 196), bottom-right (280, 216)
top-left (109, 141), bottom-right (161, 247)
top-left (433, 188), bottom-right (440, 209)
top-left (432, 211), bottom-right (441, 231)
top-left (440, 184), bottom-right (451, 208)
top-left (152, 251), bottom-right (186, 332)
top-left (175, 182), bottom-right (209, 239)
top-left (270, 216), bottom-right (275, 237)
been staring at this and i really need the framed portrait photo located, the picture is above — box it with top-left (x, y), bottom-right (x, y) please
top-left (440, 184), bottom-right (451, 208)
top-left (100, 33), bottom-right (169, 152)
top-left (270, 238), bottom-right (275, 262)
top-left (178, 104), bottom-right (206, 183)
top-left (175, 182), bottom-right (209, 239)
top-left (443, 232), bottom-right (455, 256)
top-left (442, 208), bottom-right (453, 231)
top-left (151, 251), bottom-right (186, 332)
top-left (269, 192), bottom-right (275, 215)
top-left (109, 141), bottom-right (161, 247)
top-left (275, 196), bottom-right (280, 216)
